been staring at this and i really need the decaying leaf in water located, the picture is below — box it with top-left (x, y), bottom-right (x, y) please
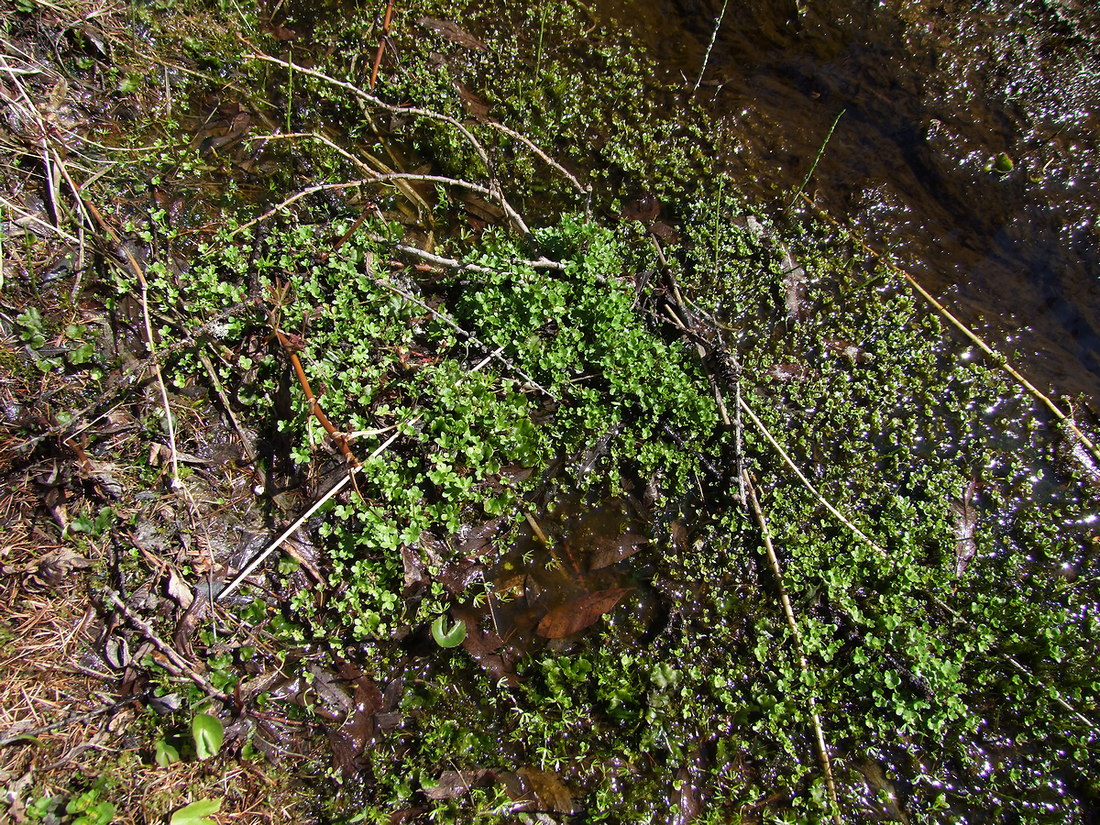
top-left (951, 479), bottom-right (980, 577)
top-left (264, 22), bottom-right (298, 40)
top-left (670, 520), bottom-right (689, 551)
top-left (621, 193), bottom-right (661, 225)
top-left (438, 557), bottom-right (483, 596)
top-left (401, 544), bottom-right (429, 595)
top-left (423, 769), bottom-right (495, 800)
top-left (766, 362), bottom-right (807, 382)
top-left (450, 605), bottom-right (515, 687)
top-left (517, 767), bottom-right (574, 814)
top-left (417, 17), bottom-right (487, 50)
top-left (339, 663), bottom-right (383, 748)
top-left (779, 243), bottom-right (811, 321)
top-left (455, 82), bottom-right (491, 121)
top-left (825, 338), bottom-right (873, 363)
top-left (672, 765), bottom-right (703, 825)
top-left (331, 663), bottom-right (383, 776)
top-left (588, 532), bottom-right (649, 570)
top-left (456, 516), bottom-right (504, 556)
top-left (536, 587), bottom-right (633, 639)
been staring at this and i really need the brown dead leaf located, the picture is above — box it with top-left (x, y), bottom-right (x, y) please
top-left (621, 193), bottom-right (661, 225)
top-left (423, 769), bottom-right (495, 800)
top-left (779, 244), bottom-right (811, 321)
top-left (417, 17), bottom-right (487, 50)
top-left (825, 338), bottom-right (872, 363)
top-left (455, 82), bottom-right (491, 121)
top-left (34, 547), bottom-right (92, 586)
top-left (517, 767), bottom-right (574, 814)
top-left (265, 23), bottom-right (298, 40)
top-left (670, 520), bottom-right (688, 551)
top-left (588, 532), bottom-right (649, 571)
top-left (401, 545), bottom-right (429, 596)
top-left (439, 558), bottom-right (483, 597)
top-left (951, 479), bottom-right (980, 577)
top-left (766, 362), bottom-right (807, 382)
top-left (459, 190), bottom-right (506, 225)
top-left (335, 662), bottom-right (383, 772)
top-left (457, 516), bottom-right (504, 555)
top-left (452, 605), bottom-right (518, 686)
top-left (536, 587), bottom-right (633, 639)
top-left (165, 568), bottom-right (194, 610)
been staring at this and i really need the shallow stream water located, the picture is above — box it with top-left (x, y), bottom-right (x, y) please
top-left (599, 0), bottom-right (1100, 402)
top-left (207, 0), bottom-right (1098, 818)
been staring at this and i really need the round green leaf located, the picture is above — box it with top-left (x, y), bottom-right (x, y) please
top-left (430, 615), bottom-right (466, 648)
top-left (191, 713), bottom-right (224, 761)
top-left (170, 798), bottom-right (222, 825)
top-left (154, 738), bottom-right (180, 767)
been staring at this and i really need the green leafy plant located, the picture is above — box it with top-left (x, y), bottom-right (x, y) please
top-left (191, 713), bottom-right (224, 761)
top-left (170, 798), bottom-right (221, 825)
top-left (154, 738), bottom-right (181, 767)
top-left (431, 615), bottom-right (467, 648)
top-left (64, 788), bottom-right (114, 825)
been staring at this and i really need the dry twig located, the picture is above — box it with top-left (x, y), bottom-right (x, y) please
top-left (102, 590), bottom-right (229, 703)
top-left (743, 470), bottom-right (844, 825)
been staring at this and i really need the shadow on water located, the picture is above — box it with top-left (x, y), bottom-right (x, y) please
top-left (598, 0), bottom-right (1100, 401)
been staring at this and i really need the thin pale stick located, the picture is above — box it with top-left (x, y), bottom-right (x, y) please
top-left (103, 590), bottom-right (229, 702)
top-left (692, 0), bottom-right (729, 93)
top-left (744, 471), bottom-right (844, 825)
top-left (739, 394), bottom-right (885, 554)
top-left (218, 347), bottom-right (502, 602)
top-left (0, 196), bottom-right (80, 243)
top-left (484, 120), bottom-right (589, 200)
top-left (225, 180), bottom-right (373, 239)
top-left (246, 52), bottom-right (492, 172)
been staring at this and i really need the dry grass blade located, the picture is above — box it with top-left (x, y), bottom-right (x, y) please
top-left (738, 395), bottom-right (884, 554)
top-left (246, 51), bottom-right (493, 171)
top-left (483, 120), bottom-right (589, 202)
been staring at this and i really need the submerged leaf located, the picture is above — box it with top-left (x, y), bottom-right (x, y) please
top-left (416, 17), bottom-right (487, 50)
top-left (536, 588), bottom-right (633, 639)
top-left (423, 769), bottom-right (495, 800)
top-left (517, 767), bottom-right (575, 814)
top-left (950, 479), bottom-right (980, 578)
top-left (588, 532), bottom-right (649, 571)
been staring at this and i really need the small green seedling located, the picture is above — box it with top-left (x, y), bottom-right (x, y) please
top-left (65, 790), bottom-right (114, 825)
top-left (154, 738), bottom-right (181, 767)
top-left (430, 615), bottom-right (466, 648)
top-left (992, 151), bottom-right (1014, 173)
top-left (191, 713), bottom-right (224, 761)
top-left (169, 798), bottom-right (222, 825)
